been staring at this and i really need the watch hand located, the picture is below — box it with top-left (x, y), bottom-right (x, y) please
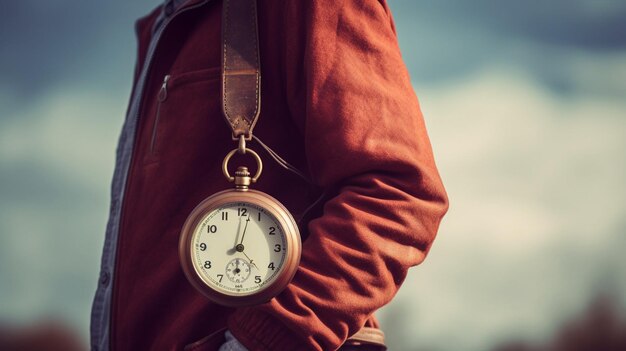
top-left (228, 215), bottom-right (246, 254)
top-left (234, 214), bottom-right (245, 246)
top-left (238, 214), bottom-right (251, 246)
top-left (240, 251), bottom-right (258, 270)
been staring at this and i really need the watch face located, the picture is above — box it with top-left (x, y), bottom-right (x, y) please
top-left (190, 201), bottom-right (287, 295)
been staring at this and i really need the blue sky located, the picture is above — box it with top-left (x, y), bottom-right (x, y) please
top-left (1, 1), bottom-right (625, 350)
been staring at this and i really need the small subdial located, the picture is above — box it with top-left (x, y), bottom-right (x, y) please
top-left (225, 258), bottom-right (251, 283)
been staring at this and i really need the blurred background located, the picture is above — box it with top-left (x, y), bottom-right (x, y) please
top-left (1, 0), bottom-right (625, 350)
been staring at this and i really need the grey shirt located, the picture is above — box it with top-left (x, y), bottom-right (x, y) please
top-left (89, 1), bottom-right (251, 350)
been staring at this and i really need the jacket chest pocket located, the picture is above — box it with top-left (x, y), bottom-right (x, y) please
top-left (143, 67), bottom-right (229, 165)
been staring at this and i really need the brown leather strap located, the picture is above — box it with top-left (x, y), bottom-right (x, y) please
top-left (344, 327), bottom-right (387, 350)
top-left (221, 0), bottom-right (261, 140)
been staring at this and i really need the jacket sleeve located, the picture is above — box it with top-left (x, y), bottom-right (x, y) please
top-left (227, 1), bottom-right (449, 350)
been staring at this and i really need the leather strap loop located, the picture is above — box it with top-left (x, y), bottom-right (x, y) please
top-left (221, 0), bottom-right (261, 140)
top-left (345, 326), bottom-right (387, 350)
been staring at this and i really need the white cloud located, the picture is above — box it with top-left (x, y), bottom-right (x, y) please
top-left (0, 84), bottom-right (127, 190)
top-left (0, 84), bottom-right (129, 341)
top-left (379, 68), bottom-right (626, 351)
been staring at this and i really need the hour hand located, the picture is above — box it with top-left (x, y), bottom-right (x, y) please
top-left (227, 214), bottom-right (246, 254)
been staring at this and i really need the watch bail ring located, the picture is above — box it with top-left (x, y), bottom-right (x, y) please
top-left (222, 147), bottom-right (263, 183)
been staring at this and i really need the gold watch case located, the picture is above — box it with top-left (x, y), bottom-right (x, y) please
top-left (179, 177), bottom-right (301, 307)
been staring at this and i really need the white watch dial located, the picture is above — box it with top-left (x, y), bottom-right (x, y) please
top-left (191, 202), bottom-right (287, 295)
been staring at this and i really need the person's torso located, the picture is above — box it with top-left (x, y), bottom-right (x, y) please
top-left (110, 1), bottom-right (319, 349)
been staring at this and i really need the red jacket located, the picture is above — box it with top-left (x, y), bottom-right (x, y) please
top-left (111, 0), bottom-right (448, 350)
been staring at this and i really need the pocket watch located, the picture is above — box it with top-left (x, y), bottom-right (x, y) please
top-left (179, 146), bottom-right (302, 307)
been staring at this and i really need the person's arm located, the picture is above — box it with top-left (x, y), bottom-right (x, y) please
top-left (227, 1), bottom-right (449, 350)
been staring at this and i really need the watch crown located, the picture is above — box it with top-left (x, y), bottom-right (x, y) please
top-left (234, 166), bottom-right (251, 190)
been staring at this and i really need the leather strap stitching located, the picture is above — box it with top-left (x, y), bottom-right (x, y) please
top-left (221, 0), bottom-right (261, 139)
